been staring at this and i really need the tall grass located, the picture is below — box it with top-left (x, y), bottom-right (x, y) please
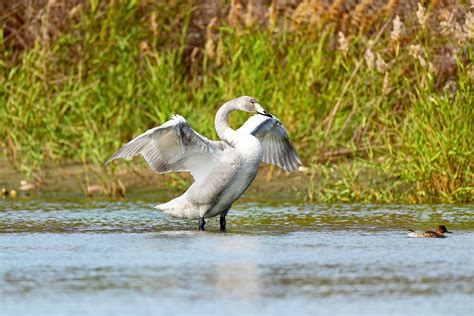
top-left (0, 0), bottom-right (472, 202)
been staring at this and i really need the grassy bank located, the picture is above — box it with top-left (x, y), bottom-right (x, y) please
top-left (1, 0), bottom-right (472, 203)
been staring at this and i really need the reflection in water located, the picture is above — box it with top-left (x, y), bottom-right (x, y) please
top-left (0, 199), bottom-right (473, 315)
top-left (215, 236), bottom-right (261, 300)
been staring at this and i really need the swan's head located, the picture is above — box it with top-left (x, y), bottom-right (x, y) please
top-left (235, 96), bottom-right (272, 117)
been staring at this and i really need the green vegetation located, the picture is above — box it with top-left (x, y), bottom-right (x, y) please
top-left (0, 0), bottom-right (472, 203)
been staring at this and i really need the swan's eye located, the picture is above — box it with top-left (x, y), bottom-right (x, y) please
top-left (250, 99), bottom-right (256, 104)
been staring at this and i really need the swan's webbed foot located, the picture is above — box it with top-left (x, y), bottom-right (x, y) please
top-left (199, 217), bottom-right (206, 231)
top-left (220, 216), bottom-right (226, 231)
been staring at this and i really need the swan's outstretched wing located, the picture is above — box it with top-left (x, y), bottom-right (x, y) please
top-left (237, 114), bottom-right (302, 172)
top-left (105, 115), bottom-right (223, 182)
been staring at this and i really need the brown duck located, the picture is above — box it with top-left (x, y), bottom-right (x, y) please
top-left (407, 225), bottom-right (452, 238)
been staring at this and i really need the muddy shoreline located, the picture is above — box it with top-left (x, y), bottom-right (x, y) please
top-left (0, 158), bottom-right (308, 199)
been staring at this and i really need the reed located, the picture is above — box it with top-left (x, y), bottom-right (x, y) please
top-left (0, 0), bottom-right (472, 202)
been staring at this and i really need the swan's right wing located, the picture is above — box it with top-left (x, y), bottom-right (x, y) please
top-left (238, 114), bottom-right (302, 172)
top-left (105, 115), bottom-right (222, 183)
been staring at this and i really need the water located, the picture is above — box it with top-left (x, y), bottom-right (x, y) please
top-left (1, 198), bottom-right (473, 315)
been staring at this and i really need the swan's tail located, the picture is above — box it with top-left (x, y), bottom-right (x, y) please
top-left (154, 196), bottom-right (200, 219)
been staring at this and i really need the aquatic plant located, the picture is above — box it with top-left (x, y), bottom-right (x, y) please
top-left (0, 0), bottom-right (472, 202)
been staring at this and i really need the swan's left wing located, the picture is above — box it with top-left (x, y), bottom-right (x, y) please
top-left (237, 114), bottom-right (302, 172)
top-left (105, 115), bottom-right (224, 183)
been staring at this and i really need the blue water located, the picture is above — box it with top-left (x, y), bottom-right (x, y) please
top-left (1, 200), bottom-right (473, 315)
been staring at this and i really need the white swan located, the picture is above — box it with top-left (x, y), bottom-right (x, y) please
top-left (105, 96), bottom-right (302, 230)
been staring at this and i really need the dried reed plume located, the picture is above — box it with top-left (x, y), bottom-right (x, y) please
top-left (382, 72), bottom-right (390, 95)
top-left (205, 17), bottom-right (218, 60)
top-left (409, 44), bottom-right (427, 67)
top-left (139, 41), bottom-right (150, 56)
top-left (351, 0), bottom-right (373, 31)
top-left (69, 4), bottom-right (82, 18)
top-left (216, 36), bottom-right (224, 66)
top-left (416, 2), bottom-right (428, 28)
top-left (328, 0), bottom-right (344, 22)
top-left (383, 0), bottom-right (399, 17)
top-left (454, 22), bottom-right (467, 44)
top-left (390, 15), bottom-right (404, 43)
top-left (268, 0), bottom-right (278, 32)
top-left (337, 31), bottom-right (349, 55)
top-left (228, 0), bottom-right (243, 29)
top-left (40, 0), bottom-right (57, 45)
top-left (439, 9), bottom-right (454, 37)
top-left (365, 48), bottom-right (375, 70)
top-left (464, 12), bottom-right (474, 39)
top-left (244, 0), bottom-right (256, 27)
top-left (376, 53), bottom-right (388, 73)
top-left (190, 47), bottom-right (199, 65)
top-left (291, 0), bottom-right (326, 30)
top-left (150, 12), bottom-right (158, 38)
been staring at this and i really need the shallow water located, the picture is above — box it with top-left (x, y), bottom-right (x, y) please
top-left (1, 198), bottom-right (473, 315)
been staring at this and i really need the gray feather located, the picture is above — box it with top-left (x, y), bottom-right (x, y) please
top-left (237, 115), bottom-right (302, 172)
top-left (105, 115), bottom-right (223, 182)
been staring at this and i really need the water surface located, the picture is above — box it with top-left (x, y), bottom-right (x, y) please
top-left (1, 198), bottom-right (473, 315)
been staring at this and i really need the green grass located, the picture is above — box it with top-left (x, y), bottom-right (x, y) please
top-left (0, 0), bottom-right (472, 202)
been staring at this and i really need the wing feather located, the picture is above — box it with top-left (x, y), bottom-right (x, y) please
top-left (105, 115), bottom-right (223, 182)
top-left (237, 114), bottom-right (302, 172)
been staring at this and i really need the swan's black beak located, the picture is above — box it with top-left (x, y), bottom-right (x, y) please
top-left (256, 110), bottom-right (273, 117)
top-left (255, 104), bottom-right (273, 117)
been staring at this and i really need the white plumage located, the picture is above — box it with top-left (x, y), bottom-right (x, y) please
top-left (106, 96), bottom-right (302, 230)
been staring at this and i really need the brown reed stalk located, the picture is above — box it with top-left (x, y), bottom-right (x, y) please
top-left (291, 0), bottom-right (312, 29)
top-left (328, 0), bottom-right (345, 22)
top-left (216, 36), bottom-right (224, 66)
top-left (228, 0), bottom-right (242, 29)
top-left (291, 0), bottom-right (326, 31)
top-left (359, 2), bottom-right (381, 33)
top-left (205, 17), bottom-right (218, 60)
top-left (245, 0), bottom-right (256, 27)
top-left (383, 0), bottom-right (399, 17)
top-left (310, 0), bottom-right (327, 27)
top-left (150, 12), bottom-right (158, 38)
top-left (268, 0), bottom-right (278, 31)
top-left (351, 0), bottom-right (374, 32)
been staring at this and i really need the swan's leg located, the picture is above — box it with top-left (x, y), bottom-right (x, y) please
top-left (219, 207), bottom-right (230, 231)
top-left (220, 216), bottom-right (226, 231)
top-left (199, 217), bottom-right (206, 231)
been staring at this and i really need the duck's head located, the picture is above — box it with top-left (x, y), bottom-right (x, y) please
top-left (436, 225), bottom-right (451, 234)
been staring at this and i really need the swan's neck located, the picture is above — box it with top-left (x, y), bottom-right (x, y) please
top-left (215, 101), bottom-right (239, 145)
